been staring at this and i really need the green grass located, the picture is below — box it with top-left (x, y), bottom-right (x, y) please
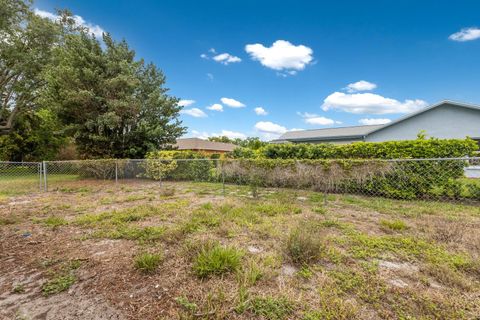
top-left (134, 252), bottom-right (162, 273)
top-left (193, 243), bottom-right (243, 278)
top-left (41, 274), bottom-right (76, 296)
top-left (35, 216), bottom-right (68, 228)
top-left (379, 219), bottom-right (408, 231)
top-left (249, 296), bottom-right (294, 320)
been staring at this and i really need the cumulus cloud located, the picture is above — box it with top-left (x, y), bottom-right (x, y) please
top-left (345, 80), bottom-right (377, 93)
top-left (254, 107), bottom-right (268, 115)
top-left (245, 40), bottom-right (313, 74)
top-left (212, 53), bottom-right (242, 65)
top-left (322, 92), bottom-right (428, 114)
top-left (201, 48), bottom-right (241, 65)
top-left (214, 130), bottom-right (247, 139)
top-left (180, 108), bottom-right (207, 118)
top-left (34, 8), bottom-right (104, 38)
top-left (178, 99), bottom-right (195, 107)
top-left (449, 27), bottom-right (480, 42)
top-left (206, 103), bottom-right (223, 112)
top-left (298, 112), bottom-right (340, 126)
top-left (220, 97), bottom-right (245, 108)
top-left (358, 118), bottom-right (392, 125)
top-left (254, 121), bottom-right (287, 135)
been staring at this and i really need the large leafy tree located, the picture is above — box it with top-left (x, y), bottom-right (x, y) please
top-left (42, 30), bottom-right (185, 158)
top-left (0, 0), bottom-right (61, 134)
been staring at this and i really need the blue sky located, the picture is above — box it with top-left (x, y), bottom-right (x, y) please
top-left (35, 0), bottom-right (480, 140)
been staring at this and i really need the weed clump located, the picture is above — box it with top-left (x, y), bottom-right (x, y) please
top-left (286, 224), bottom-right (325, 265)
top-left (193, 242), bottom-right (243, 278)
top-left (42, 274), bottom-right (76, 296)
top-left (134, 252), bottom-right (163, 273)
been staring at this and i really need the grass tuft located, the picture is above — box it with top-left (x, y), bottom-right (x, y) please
top-left (193, 243), bottom-right (243, 278)
top-left (286, 224), bottom-right (324, 265)
top-left (41, 274), bottom-right (76, 296)
top-left (380, 219), bottom-right (408, 231)
top-left (134, 252), bottom-right (162, 273)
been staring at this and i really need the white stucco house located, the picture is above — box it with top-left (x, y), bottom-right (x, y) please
top-left (273, 100), bottom-right (480, 147)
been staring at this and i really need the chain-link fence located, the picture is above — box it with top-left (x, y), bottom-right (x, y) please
top-left (1, 158), bottom-right (480, 203)
top-left (0, 162), bottom-right (43, 195)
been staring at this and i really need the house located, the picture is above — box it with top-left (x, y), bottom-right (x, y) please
top-left (174, 138), bottom-right (236, 154)
top-left (273, 100), bottom-right (480, 147)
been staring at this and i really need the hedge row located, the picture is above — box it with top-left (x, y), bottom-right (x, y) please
top-left (232, 138), bottom-right (478, 160)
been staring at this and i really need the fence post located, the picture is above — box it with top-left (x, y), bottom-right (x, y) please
top-left (38, 162), bottom-right (42, 192)
top-left (115, 160), bottom-right (118, 184)
top-left (43, 161), bottom-right (48, 192)
top-left (221, 160), bottom-right (225, 197)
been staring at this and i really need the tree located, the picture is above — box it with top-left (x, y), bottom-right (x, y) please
top-left (208, 136), bottom-right (267, 150)
top-left (42, 31), bottom-right (185, 158)
top-left (0, 0), bottom-right (61, 134)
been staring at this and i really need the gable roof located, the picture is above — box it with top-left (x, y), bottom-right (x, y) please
top-left (275, 100), bottom-right (480, 143)
top-left (175, 138), bottom-right (236, 152)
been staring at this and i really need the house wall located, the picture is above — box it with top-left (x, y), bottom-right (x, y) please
top-left (366, 104), bottom-right (480, 142)
top-left (291, 137), bottom-right (364, 144)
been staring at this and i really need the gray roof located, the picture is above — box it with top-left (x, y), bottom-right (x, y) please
top-left (276, 124), bottom-right (385, 142)
top-left (175, 138), bottom-right (236, 152)
top-left (275, 100), bottom-right (480, 143)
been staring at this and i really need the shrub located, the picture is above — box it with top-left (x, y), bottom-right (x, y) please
top-left (134, 252), bottom-right (162, 273)
top-left (193, 243), bottom-right (243, 278)
top-left (286, 225), bottom-right (324, 265)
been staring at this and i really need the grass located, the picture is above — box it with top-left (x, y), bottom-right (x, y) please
top-left (3, 180), bottom-right (480, 319)
top-left (286, 224), bottom-right (325, 265)
top-left (193, 242), bottom-right (243, 278)
top-left (379, 219), bottom-right (408, 231)
top-left (249, 296), bottom-right (294, 320)
top-left (134, 252), bottom-right (163, 273)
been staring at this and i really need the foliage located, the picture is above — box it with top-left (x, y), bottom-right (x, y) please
top-left (41, 274), bottom-right (76, 296)
top-left (193, 242), bottom-right (243, 278)
top-left (208, 136), bottom-right (267, 150)
top-left (249, 296), bottom-right (294, 320)
top-left (41, 30), bottom-right (185, 159)
top-left (234, 138), bottom-right (478, 160)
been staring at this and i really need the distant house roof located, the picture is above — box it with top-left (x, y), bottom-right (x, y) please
top-left (274, 100), bottom-right (480, 143)
top-left (274, 125), bottom-right (384, 142)
top-left (175, 138), bottom-right (236, 152)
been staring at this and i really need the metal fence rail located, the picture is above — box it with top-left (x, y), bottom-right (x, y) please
top-left (1, 158), bottom-right (479, 204)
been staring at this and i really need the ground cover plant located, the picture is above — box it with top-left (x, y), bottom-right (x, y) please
top-left (1, 179), bottom-right (480, 319)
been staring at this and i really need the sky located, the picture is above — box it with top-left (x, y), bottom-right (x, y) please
top-left (34, 0), bottom-right (480, 140)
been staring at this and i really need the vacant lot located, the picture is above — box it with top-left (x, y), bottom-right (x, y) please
top-left (1, 180), bottom-right (480, 320)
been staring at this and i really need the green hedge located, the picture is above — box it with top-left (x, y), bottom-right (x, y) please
top-left (233, 138), bottom-right (478, 160)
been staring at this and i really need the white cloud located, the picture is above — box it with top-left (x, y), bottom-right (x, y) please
top-left (178, 99), bottom-right (195, 107)
top-left (449, 27), bottom-right (480, 42)
top-left (214, 130), bottom-right (247, 139)
top-left (358, 118), bottom-right (392, 125)
top-left (212, 53), bottom-right (242, 65)
top-left (206, 73), bottom-right (214, 80)
top-left (322, 92), bottom-right (428, 114)
top-left (180, 108), bottom-right (207, 118)
top-left (190, 129), bottom-right (246, 140)
top-left (200, 53), bottom-right (208, 59)
top-left (34, 8), bottom-right (104, 38)
top-left (206, 103), bottom-right (223, 112)
top-left (346, 80), bottom-right (377, 93)
top-left (245, 40), bottom-right (313, 73)
top-left (254, 107), bottom-right (268, 115)
top-left (220, 97), bottom-right (246, 108)
top-left (254, 121), bottom-right (287, 135)
top-left (298, 112), bottom-right (340, 126)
